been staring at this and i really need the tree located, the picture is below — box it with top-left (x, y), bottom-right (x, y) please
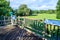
top-left (56, 0), bottom-right (60, 19)
top-left (0, 0), bottom-right (11, 16)
top-left (17, 4), bottom-right (32, 16)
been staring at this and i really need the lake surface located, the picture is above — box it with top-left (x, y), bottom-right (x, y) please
top-left (44, 19), bottom-right (60, 26)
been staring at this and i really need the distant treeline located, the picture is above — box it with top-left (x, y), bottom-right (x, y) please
top-left (32, 10), bottom-right (56, 14)
top-left (15, 4), bottom-right (56, 16)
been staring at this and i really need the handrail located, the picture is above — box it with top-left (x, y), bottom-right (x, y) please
top-left (0, 16), bottom-right (11, 26)
top-left (17, 17), bottom-right (60, 40)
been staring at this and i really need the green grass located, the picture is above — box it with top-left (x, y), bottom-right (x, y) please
top-left (25, 14), bottom-right (57, 20)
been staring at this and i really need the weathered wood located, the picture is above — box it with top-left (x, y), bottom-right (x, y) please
top-left (0, 16), bottom-right (11, 26)
top-left (56, 26), bottom-right (59, 40)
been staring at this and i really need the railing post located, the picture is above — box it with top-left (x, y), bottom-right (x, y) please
top-left (4, 16), bottom-right (5, 25)
top-left (53, 25), bottom-right (55, 37)
top-left (50, 24), bottom-right (52, 32)
top-left (11, 17), bottom-right (13, 25)
top-left (46, 24), bottom-right (49, 34)
top-left (56, 26), bottom-right (59, 40)
top-left (43, 23), bottom-right (47, 40)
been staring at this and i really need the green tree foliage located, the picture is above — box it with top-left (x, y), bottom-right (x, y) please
top-left (0, 0), bottom-right (11, 16)
top-left (56, 0), bottom-right (60, 19)
top-left (47, 10), bottom-right (55, 14)
top-left (32, 10), bottom-right (55, 14)
top-left (17, 4), bottom-right (32, 16)
top-left (39, 10), bottom-right (47, 13)
top-left (16, 4), bottom-right (55, 16)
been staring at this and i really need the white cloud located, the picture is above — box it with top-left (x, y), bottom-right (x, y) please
top-left (49, 0), bottom-right (58, 4)
top-left (10, 0), bottom-right (58, 10)
top-left (21, 0), bottom-right (36, 4)
top-left (39, 5), bottom-right (47, 9)
top-left (31, 0), bottom-right (36, 2)
top-left (10, 0), bottom-right (14, 2)
top-left (38, 0), bottom-right (44, 2)
top-left (38, 5), bottom-right (56, 10)
top-left (29, 5), bottom-right (56, 10)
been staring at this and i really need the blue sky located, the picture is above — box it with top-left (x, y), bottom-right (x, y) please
top-left (9, 0), bottom-right (58, 10)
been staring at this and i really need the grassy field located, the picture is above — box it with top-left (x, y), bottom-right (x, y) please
top-left (25, 14), bottom-right (57, 20)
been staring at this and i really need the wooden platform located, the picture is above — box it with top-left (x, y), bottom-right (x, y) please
top-left (0, 25), bottom-right (43, 40)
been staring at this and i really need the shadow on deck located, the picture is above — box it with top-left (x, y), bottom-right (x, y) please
top-left (0, 25), bottom-right (43, 40)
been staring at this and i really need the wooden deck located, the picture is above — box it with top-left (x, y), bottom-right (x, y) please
top-left (0, 25), bottom-right (43, 40)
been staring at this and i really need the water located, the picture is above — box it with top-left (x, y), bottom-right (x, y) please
top-left (44, 19), bottom-right (60, 26)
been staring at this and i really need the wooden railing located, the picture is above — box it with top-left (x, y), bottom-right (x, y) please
top-left (45, 24), bottom-right (60, 40)
top-left (17, 17), bottom-right (60, 40)
top-left (0, 16), bottom-right (11, 26)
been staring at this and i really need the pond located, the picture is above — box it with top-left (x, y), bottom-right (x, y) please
top-left (44, 19), bottom-right (60, 26)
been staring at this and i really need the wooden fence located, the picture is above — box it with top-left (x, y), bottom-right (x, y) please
top-left (0, 16), bottom-right (11, 26)
top-left (45, 24), bottom-right (60, 40)
top-left (17, 17), bottom-right (60, 40)
top-left (17, 17), bottom-right (45, 39)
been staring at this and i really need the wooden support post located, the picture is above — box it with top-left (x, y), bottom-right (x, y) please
top-left (38, 21), bottom-right (39, 28)
top-left (33, 20), bottom-right (35, 27)
top-left (35, 20), bottom-right (37, 28)
top-left (53, 25), bottom-right (55, 37)
top-left (50, 25), bottom-right (52, 40)
top-left (56, 26), bottom-right (59, 40)
top-left (44, 23), bottom-right (46, 33)
top-left (36, 20), bottom-right (37, 27)
top-left (4, 16), bottom-right (5, 25)
top-left (44, 24), bottom-right (48, 34)
top-left (43, 23), bottom-right (46, 40)
top-left (36, 20), bottom-right (38, 28)
top-left (45, 24), bottom-right (47, 33)
top-left (47, 24), bottom-right (49, 34)
top-left (50, 24), bottom-right (52, 31)
top-left (0, 20), bottom-right (1, 26)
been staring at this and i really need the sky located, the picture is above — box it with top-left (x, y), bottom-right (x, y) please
top-left (9, 0), bottom-right (58, 10)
